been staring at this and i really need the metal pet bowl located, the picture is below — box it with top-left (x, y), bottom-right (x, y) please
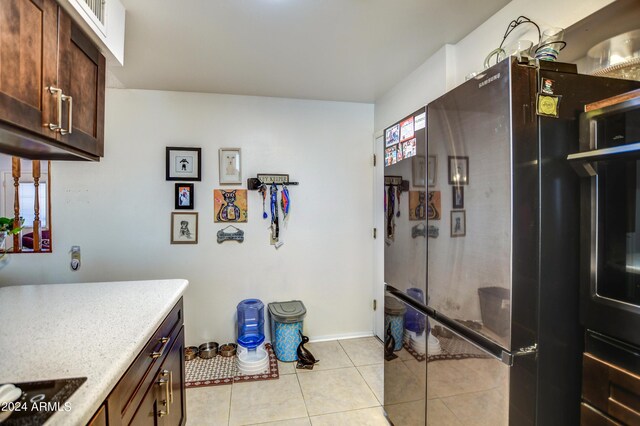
top-left (198, 342), bottom-right (219, 359)
top-left (184, 346), bottom-right (199, 361)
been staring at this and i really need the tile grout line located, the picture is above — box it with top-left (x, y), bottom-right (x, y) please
top-left (227, 380), bottom-right (234, 426)
top-left (295, 364), bottom-right (312, 421)
top-left (354, 363), bottom-right (383, 407)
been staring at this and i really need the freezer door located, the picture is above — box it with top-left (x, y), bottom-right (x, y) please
top-left (427, 318), bottom-right (510, 425)
top-left (384, 292), bottom-right (512, 425)
top-left (384, 293), bottom-right (427, 426)
top-left (427, 58), bottom-right (516, 351)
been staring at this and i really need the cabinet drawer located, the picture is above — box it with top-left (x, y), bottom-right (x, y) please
top-left (581, 403), bottom-right (622, 426)
top-left (582, 353), bottom-right (640, 425)
top-left (107, 298), bottom-right (183, 425)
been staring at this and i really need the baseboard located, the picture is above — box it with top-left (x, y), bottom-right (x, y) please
top-left (308, 331), bottom-right (374, 343)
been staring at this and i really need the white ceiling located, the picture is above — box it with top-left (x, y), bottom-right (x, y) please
top-left (109, 0), bottom-right (511, 103)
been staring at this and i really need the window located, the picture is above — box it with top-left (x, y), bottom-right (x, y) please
top-left (0, 156), bottom-right (51, 253)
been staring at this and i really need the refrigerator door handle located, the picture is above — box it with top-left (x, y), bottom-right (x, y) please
top-left (501, 343), bottom-right (538, 366)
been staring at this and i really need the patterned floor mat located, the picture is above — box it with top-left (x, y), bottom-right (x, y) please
top-left (402, 334), bottom-right (490, 363)
top-left (185, 343), bottom-right (279, 388)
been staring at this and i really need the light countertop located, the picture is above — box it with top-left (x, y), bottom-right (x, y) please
top-left (0, 279), bottom-right (189, 425)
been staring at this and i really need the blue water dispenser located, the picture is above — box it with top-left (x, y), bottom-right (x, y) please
top-left (237, 299), bottom-right (265, 349)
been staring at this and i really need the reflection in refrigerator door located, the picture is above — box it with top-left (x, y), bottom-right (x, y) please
top-left (384, 293), bottom-right (426, 426)
top-left (427, 319), bottom-right (509, 426)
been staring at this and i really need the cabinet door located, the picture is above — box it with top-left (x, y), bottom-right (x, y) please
top-left (0, 0), bottom-right (58, 138)
top-left (162, 326), bottom-right (186, 426)
top-left (57, 8), bottom-right (105, 157)
top-left (129, 369), bottom-right (162, 426)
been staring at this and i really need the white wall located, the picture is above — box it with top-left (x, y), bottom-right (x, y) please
top-left (0, 89), bottom-right (374, 346)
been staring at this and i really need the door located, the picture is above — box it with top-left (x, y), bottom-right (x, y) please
top-left (374, 133), bottom-right (385, 339)
top-left (57, 9), bottom-right (105, 157)
top-left (384, 292), bottom-right (426, 426)
top-left (0, 0), bottom-right (58, 138)
top-left (570, 95), bottom-right (640, 348)
top-left (162, 326), bottom-right (186, 426)
top-left (426, 58), bottom-right (513, 351)
top-left (426, 317), bottom-right (510, 425)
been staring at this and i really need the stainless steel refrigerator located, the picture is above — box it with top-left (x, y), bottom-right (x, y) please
top-left (383, 57), bottom-right (640, 425)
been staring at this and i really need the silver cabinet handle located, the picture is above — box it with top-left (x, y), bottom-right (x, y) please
top-left (47, 87), bottom-right (63, 132)
top-left (60, 94), bottom-right (73, 135)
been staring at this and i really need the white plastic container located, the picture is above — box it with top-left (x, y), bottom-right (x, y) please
top-left (236, 347), bottom-right (269, 375)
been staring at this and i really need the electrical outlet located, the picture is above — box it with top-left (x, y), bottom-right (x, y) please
top-left (70, 246), bottom-right (81, 271)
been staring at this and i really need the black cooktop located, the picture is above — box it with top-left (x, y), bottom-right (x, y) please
top-left (1, 377), bottom-right (86, 426)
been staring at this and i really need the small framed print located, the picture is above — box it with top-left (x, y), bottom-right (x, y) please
top-left (175, 183), bottom-right (194, 210)
top-left (452, 186), bottom-right (464, 209)
top-left (171, 212), bottom-right (198, 244)
top-left (427, 155), bottom-right (436, 187)
top-left (166, 147), bottom-right (201, 181)
top-left (412, 155), bottom-right (426, 187)
top-left (448, 156), bottom-right (469, 185)
top-left (451, 210), bottom-right (466, 237)
top-left (219, 148), bottom-right (241, 185)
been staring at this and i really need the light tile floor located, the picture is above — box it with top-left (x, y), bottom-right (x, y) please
top-left (186, 337), bottom-right (386, 426)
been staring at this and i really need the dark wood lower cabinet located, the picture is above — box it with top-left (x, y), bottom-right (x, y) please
top-left (130, 327), bottom-right (185, 426)
top-left (581, 353), bottom-right (640, 425)
top-left (99, 299), bottom-right (186, 426)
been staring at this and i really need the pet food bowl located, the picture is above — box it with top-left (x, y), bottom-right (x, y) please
top-left (198, 342), bottom-right (219, 359)
top-left (185, 346), bottom-right (199, 361)
top-left (219, 343), bottom-right (237, 357)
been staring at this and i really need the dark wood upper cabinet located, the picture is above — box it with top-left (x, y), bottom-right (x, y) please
top-left (57, 12), bottom-right (105, 157)
top-left (0, 0), bottom-right (58, 138)
top-left (0, 0), bottom-right (105, 161)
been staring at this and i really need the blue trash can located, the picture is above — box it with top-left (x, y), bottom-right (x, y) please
top-left (268, 301), bottom-right (307, 362)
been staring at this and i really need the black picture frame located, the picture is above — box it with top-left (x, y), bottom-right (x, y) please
top-left (452, 186), bottom-right (464, 209)
top-left (451, 210), bottom-right (466, 237)
top-left (166, 147), bottom-right (201, 181)
top-left (448, 156), bottom-right (469, 185)
top-left (175, 183), bottom-right (194, 210)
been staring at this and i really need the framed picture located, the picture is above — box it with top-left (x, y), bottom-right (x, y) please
top-left (451, 210), bottom-right (466, 237)
top-left (219, 148), bottom-right (241, 184)
top-left (175, 183), bottom-right (194, 210)
top-left (385, 124), bottom-right (399, 147)
top-left (412, 155), bottom-right (426, 187)
top-left (448, 156), bottom-right (469, 185)
top-left (214, 189), bottom-right (248, 222)
top-left (452, 186), bottom-right (464, 209)
top-left (171, 212), bottom-right (198, 244)
top-left (166, 147), bottom-right (201, 181)
top-left (427, 155), bottom-right (436, 187)
top-left (408, 191), bottom-right (426, 221)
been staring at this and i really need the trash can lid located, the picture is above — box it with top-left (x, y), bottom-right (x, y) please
top-left (384, 296), bottom-right (406, 315)
top-left (268, 300), bottom-right (306, 323)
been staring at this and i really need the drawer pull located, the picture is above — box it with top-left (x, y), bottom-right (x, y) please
top-left (150, 337), bottom-right (170, 359)
top-left (47, 87), bottom-right (63, 132)
top-left (60, 94), bottom-right (72, 135)
top-left (157, 375), bottom-right (170, 416)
